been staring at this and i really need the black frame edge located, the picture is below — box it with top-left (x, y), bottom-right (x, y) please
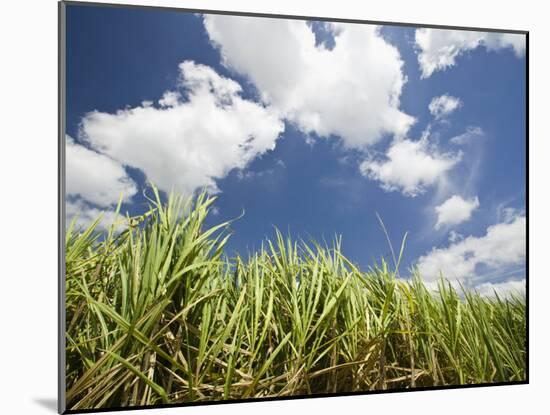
top-left (525, 31), bottom-right (530, 385)
top-left (58, 1), bottom-right (67, 414)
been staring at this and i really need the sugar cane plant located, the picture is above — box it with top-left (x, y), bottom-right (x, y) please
top-left (65, 186), bottom-right (526, 410)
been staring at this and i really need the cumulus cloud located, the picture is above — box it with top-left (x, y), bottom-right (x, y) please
top-left (415, 29), bottom-right (526, 78)
top-left (66, 199), bottom-right (128, 232)
top-left (416, 215), bottom-right (526, 284)
top-left (435, 195), bottom-right (479, 230)
top-left (80, 60), bottom-right (284, 198)
top-left (475, 278), bottom-right (525, 299)
top-left (429, 94), bottom-right (462, 120)
top-left (359, 137), bottom-right (462, 196)
top-left (450, 126), bottom-right (484, 145)
top-left (66, 135), bottom-right (137, 207)
top-left (204, 15), bottom-right (415, 148)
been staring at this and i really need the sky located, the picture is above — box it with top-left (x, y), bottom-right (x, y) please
top-left (65, 4), bottom-right (527, 297)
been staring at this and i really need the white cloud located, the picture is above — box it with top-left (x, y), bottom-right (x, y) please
top-left (66, 135), bottom-right (137, 207)
top-left (204, 15), bottom-right (415, 149)
top-left (417, 215), bottom-right (526, 284)
top-left (415, 29), bottom-right (526, 78)
top-left (475, 278), bottom-right (525, 299)
top-left (80, 60), bottom-right (284, 198)
top-left (448, 230), bottom-right (463, 243)
top-left (496, 203), bottom-right (525, 224)
top-left (450, 126), bottom-right (484, 145)
top-left (66, 199), bottom-right (128, 232)
top-left (158, 91), bottom-right (181, 107)
top-left (484, 33), bottom-right (526, 56)
top-left (435, 195), bottom-right (479, 230)
top-left (429, 94), bottom-right (462, 120)
top-left (359, 137), bottom-right (462, 196)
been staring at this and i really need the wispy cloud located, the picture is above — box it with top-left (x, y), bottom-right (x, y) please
top-left (429, 94), bottom-right (462, 120)
top-left (450, 126), bottom-right (485, 145)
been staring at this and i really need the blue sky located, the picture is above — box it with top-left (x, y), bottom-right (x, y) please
top-left (65, 4), bottom-right (526, 296)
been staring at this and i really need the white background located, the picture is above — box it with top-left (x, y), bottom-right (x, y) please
top-left (0, 0), bottom-right (545, 413)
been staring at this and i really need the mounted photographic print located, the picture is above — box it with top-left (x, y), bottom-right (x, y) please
top-left (59, 1), bottom-right (528, 413)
